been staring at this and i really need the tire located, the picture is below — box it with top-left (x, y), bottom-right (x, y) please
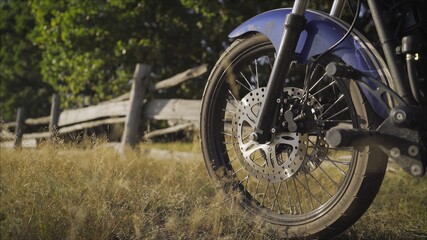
top-left (200, 33), bottom-right (388, 239)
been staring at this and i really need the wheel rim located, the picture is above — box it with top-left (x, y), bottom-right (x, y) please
top-left (207, 40), bottom-right (360, 225)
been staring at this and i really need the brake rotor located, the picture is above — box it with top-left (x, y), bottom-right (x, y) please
top-left (231, 87), bottom-right (308, 182)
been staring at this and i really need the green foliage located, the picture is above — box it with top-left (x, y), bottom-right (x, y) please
top-left (31, 0), bottom-right (195, 106)
top-left (29, 0), bottom-right (301, 107)
top-left (1, 0), bottom-right (334, 116)
top-left (0, 1), bottom-right (52, 121)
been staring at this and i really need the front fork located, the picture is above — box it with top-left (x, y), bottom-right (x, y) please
top-left (255, 0), bottom-right (309, 142)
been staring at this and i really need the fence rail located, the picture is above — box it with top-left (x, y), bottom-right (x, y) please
top-left (1, 64), bottom-right (207, 150)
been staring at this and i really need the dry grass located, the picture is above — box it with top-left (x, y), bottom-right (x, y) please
top-left (0, 142), bottom-right (426, 239)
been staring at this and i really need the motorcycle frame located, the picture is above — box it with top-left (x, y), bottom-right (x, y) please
top-left (246, 0), bottom-right (415, 139)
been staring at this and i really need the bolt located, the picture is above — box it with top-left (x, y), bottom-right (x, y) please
top-left (276, 98), bottom-right (281, 103)
top-left (390, 147), bottom-right (401, 158)
top-left (408, 145), bottom-right (419, 157)
top-left (392, 109), bottom-right (407, 123)
top-left (271, 128), bottom-right (276, 134)
top-left (249, 132), bottom-right (258, 141)
top-left (411, 164), bottom-right (422, 177)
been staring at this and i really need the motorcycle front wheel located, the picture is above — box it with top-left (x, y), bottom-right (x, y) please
top-left (200, 34), bottom-right (388, 239)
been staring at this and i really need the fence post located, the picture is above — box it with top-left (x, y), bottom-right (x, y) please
top-left (49, 93), bottom-right (61, 138)
top-left (13, 107), bottom-right (25, 148)
top-left (119, 64), bottom-right (151, 153)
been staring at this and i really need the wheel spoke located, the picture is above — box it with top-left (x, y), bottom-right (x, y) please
top-left (221, 131), bottom-right (232, 137)
top-left (311, 80), bottom-right (336, 96)
top-left (324, 156), bottom-right (347, 176)
top-left (328, 146), bottom-right (354, 152)
top-left (235, 78), bottom-right (252, 92)
top-left (222, 108), bottom-right (235, 114)
top-left (325, 107), bottom-right (349, 120)
top-left (254, 59), bottom-right (260, 89)
top-left (321, 119), bottom-right (352, 123)
top-left (309, 72), bottom-right (327, 92)
top-left (261, 182), bottom-right (270, 206)
top-left (271, 182), bottom-right (282, 212)
top-left (240, 72), bottom-right (254, 90)
top-left (304, 174), bottom-right (315, 210)
top-left (267, 54), bottom-right (274, 70)
top-left (228, 89), bottom-right (239, 102)
top-left (234, 167), bottom-right (244, 175)
top-left (317, 165), bottom-right (340, 187)
top-left (226, 98), bottom-right (238, 108)
top-left (318, 94), bottom-right (344, 118)
top-left (284, 181), bottom-right (294, 214)
top-left (295, 176), bottom-right (322, 205)
top-left (292, 177), bottom-right (303, 214)
top-left (255, 179), bottom-right (261, 197)
top-left (322, 156), bottom-right (351, 166)
top-left (308, 172), bottom-right (333, 197)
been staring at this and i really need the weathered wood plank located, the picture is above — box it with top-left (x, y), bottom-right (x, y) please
top-left (0, 129), bottom-right (15, 140)
top-left (58, 117), bottom-right (125, 134)
top-left (19, 118), bottom-right (125, 140)
top-left (144, 123), bottom-right (194, 139)
top-left (2, 99), bottom-right (200, 142)
top-left (143, 99), bottom-right (201, 122)
top-left (151, 64), bottom-right (208, 91)
top-left (121, 64), bottom-right (151, 150)
top-left (23, 132), bottom-right (50, 139)
top-left (49, 93), bottom-right (61, 138)
top-left (58, 100), bottom-right (129, 127)
top-left (1, 139), bottom-right (37, 148)
top-left (25, 116), bottom-right (50, 125)
top-left (14, 98), bottom-right (199, 132)
top-left (3, 122), bottom-right (17, 128)
top-left (14, 108), bottom-right (25, 148)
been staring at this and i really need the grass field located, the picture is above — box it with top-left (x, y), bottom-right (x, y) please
top-left (0, 141), bottom-right (426, 239)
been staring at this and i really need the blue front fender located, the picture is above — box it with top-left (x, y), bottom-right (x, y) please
top-left (229, 9), bottom-right (392, 118)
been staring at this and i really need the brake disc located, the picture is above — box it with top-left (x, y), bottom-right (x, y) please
top-left (231, 87), bottom-right (308, 182)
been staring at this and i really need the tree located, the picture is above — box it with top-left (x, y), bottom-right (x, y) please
top-left (0, 0), bottom-right (52, 121)
top-left (29, 0), bottom-right (306, 107)
top-left (30, 0), bottom-right (204, 107)
top-left (2, 0), bottom-right (333, 119)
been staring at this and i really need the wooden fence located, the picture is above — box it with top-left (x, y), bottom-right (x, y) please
top-left (0, 63), bottom-right (207, 151)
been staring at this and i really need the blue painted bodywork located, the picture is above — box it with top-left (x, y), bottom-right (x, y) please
top-left (229, 9), bottom-right (391, 118)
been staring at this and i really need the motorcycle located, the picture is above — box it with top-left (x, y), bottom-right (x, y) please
top-left (200, 0), bottom-right (427, 238)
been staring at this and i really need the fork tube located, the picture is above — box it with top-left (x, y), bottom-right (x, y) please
top-left (330, 0), bottom-right (346, 18)
top-left (255, 0), bottom-right (309, 142)
top-left (367, 0), bottom-right (414, 103)
top-left (292, 0), bottom-right (310, 15)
